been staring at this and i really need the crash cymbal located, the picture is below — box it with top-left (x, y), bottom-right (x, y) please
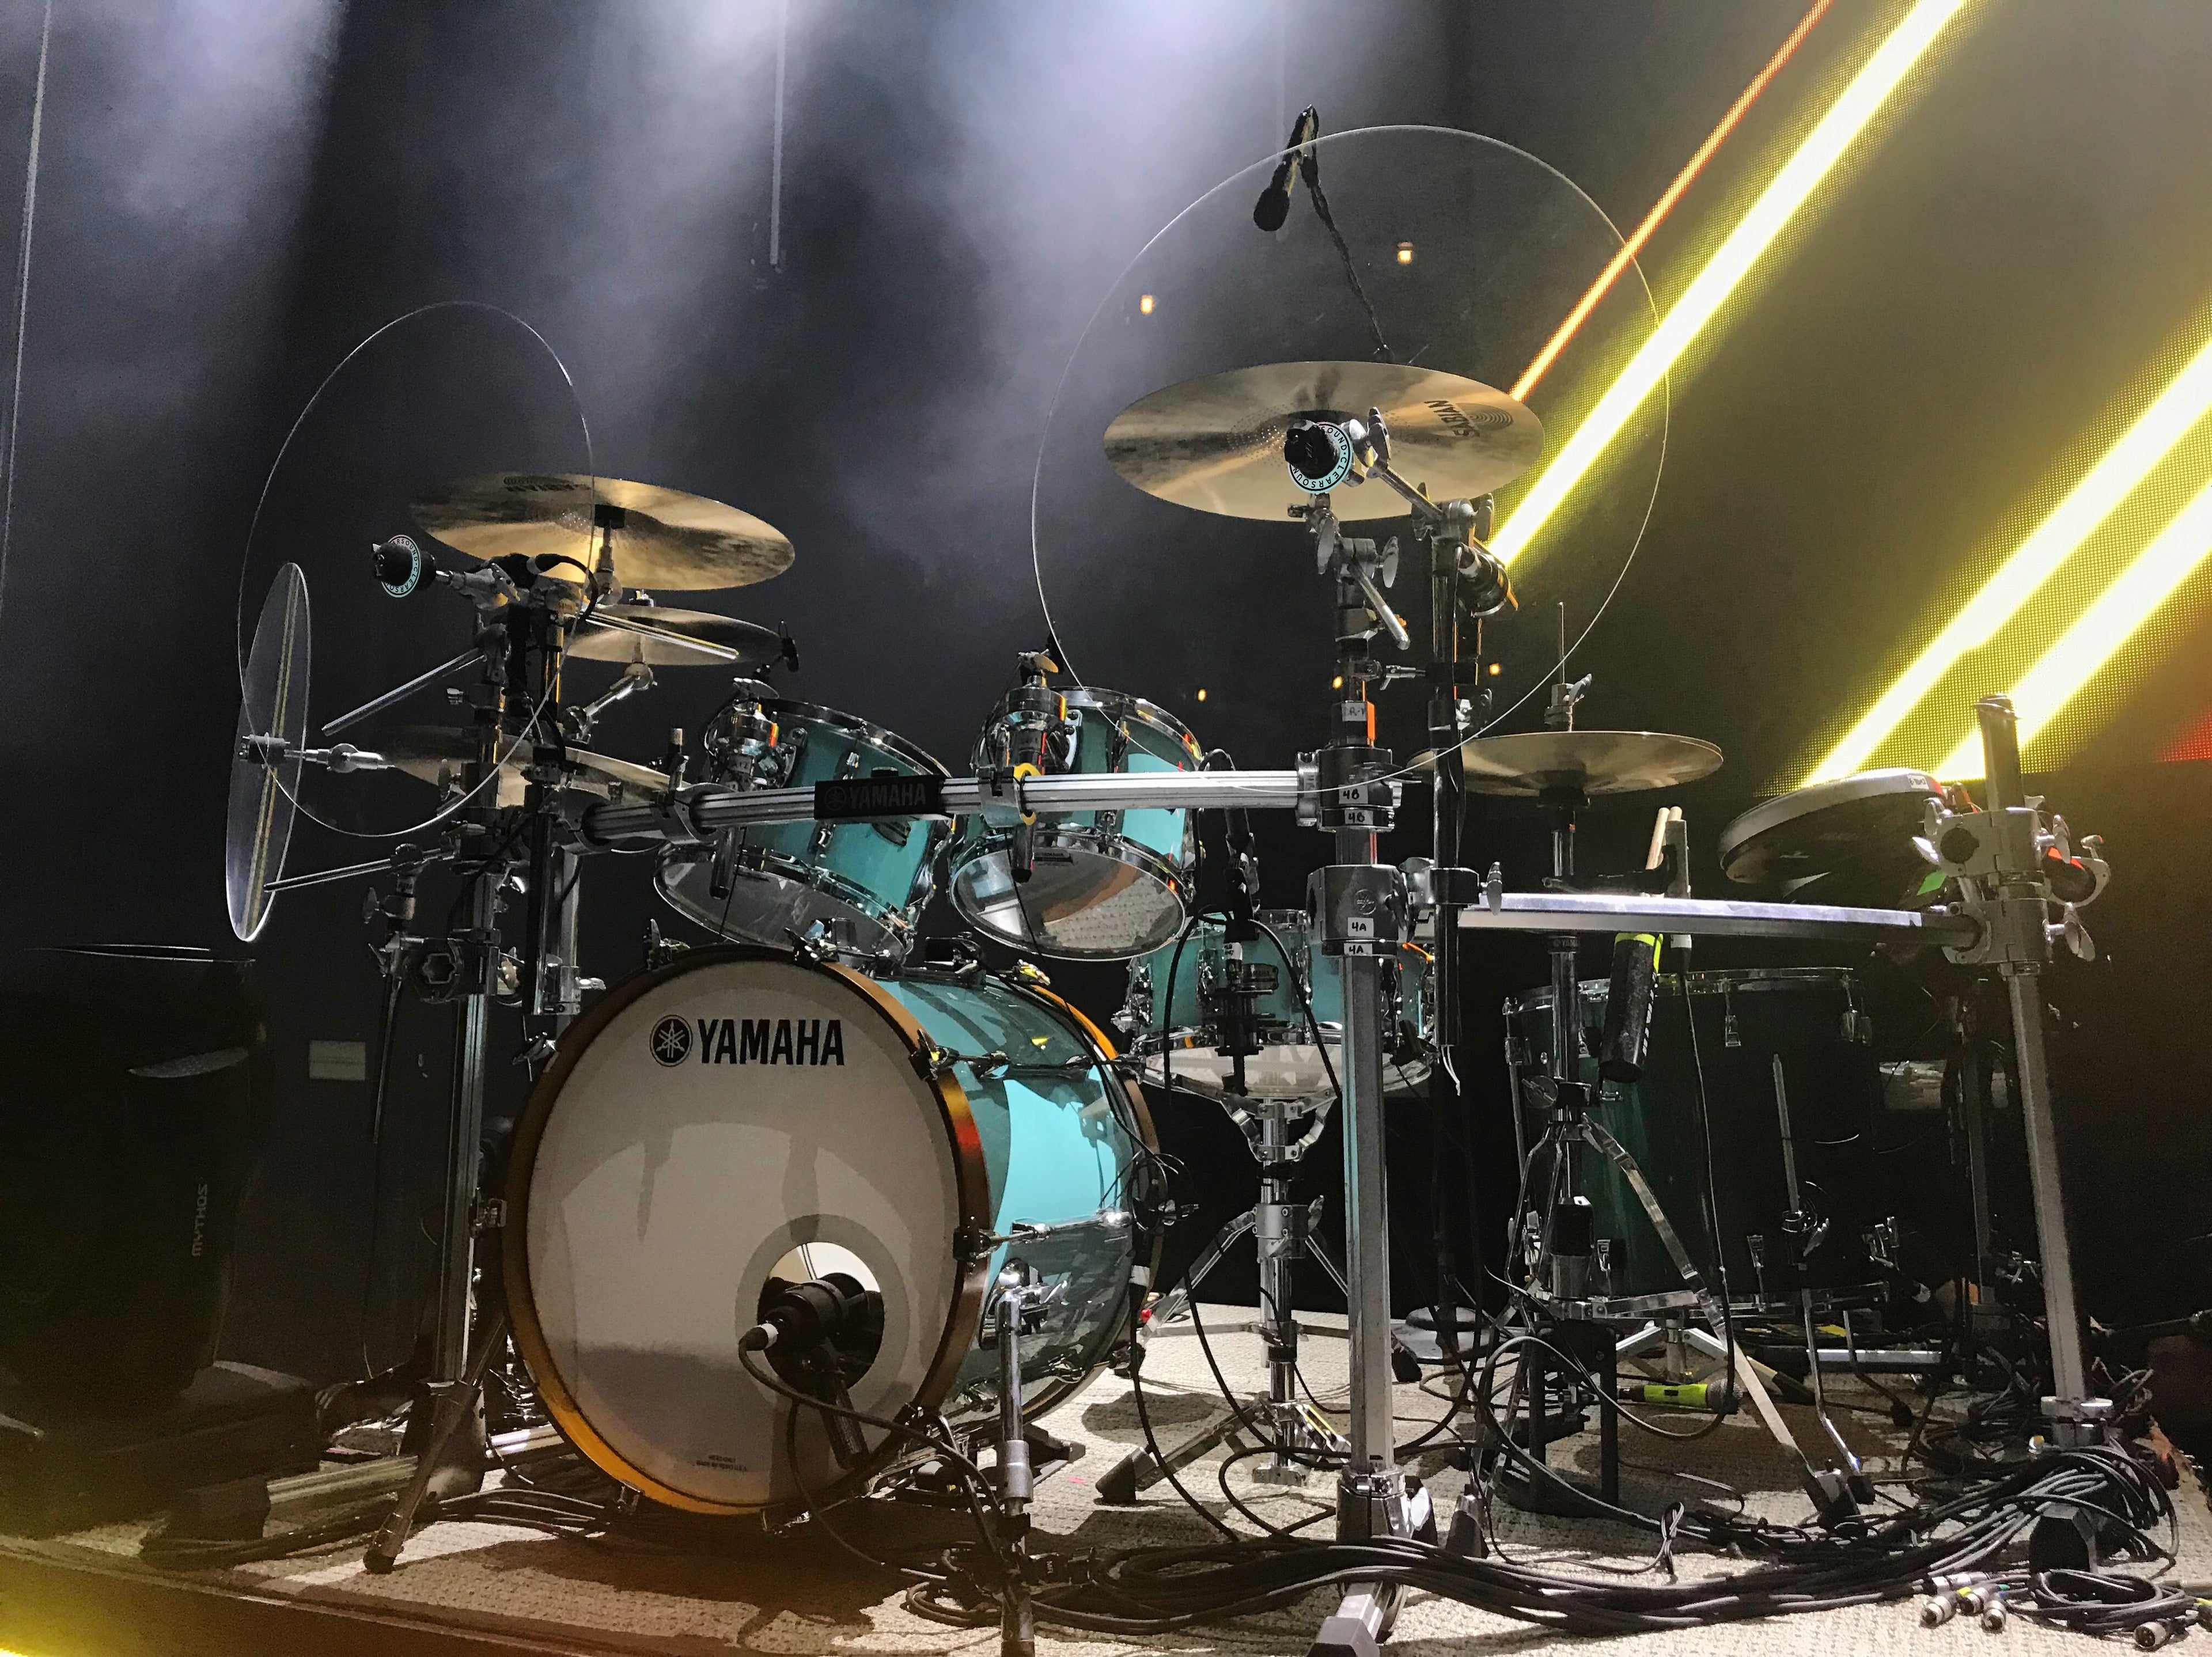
top-left (1453, 730), bottom-right (1722, 798)
top-left (1103, 361), bottom-right (1542, 522)
top-left (568, 604), bottom-right (783, 668)
top-left (411, 475), bottom-right (793, 591)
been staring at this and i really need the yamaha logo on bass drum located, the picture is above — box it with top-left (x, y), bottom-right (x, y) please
top-left (651, 1014), bottom-right (846, 1068)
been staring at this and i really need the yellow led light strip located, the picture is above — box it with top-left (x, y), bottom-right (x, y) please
top-left (1490, 0), bottom-right (1971, 570)
top-left (1510, 0), bottom-right (1836, 405)
top-left (1804, 327), bottom-right (2212, 785)
top-left (1934, 471), bottom-right (2212, 779)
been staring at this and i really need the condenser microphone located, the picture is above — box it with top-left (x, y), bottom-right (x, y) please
top-left (1253, 107), bottom-right (1319, 232)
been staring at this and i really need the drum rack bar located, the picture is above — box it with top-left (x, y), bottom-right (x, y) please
top-left (1451, 890), bottom-right (1980, 950)
top-left (579, 769), bottom-right (1307, 844)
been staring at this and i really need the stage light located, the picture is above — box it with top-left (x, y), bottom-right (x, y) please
top-left (1488, 662), bottom-right (1503, 676)
top-left (1804, 327), bottom-right (2212, 784)
top-left (1490, 0), bottom-right (1972, 570)
top-left (1510, 0), bottom-right (1835, 404)
top-left (1396, 242), bottom-right (1415, 266)
top-left (1933, 472), bottom-right (2212, 779)
top-left (1332, 674), bottom-right (1344, 689)
top-left (1195, 687), bottom-right (1207, 702)
top-left (1138, 293), bottom-right (1156, 316)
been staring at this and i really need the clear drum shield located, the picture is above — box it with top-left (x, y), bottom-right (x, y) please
top-left (1030, 126), bottom-right (1666, 766)
top-left (233, 303), bottom-right (596, 841)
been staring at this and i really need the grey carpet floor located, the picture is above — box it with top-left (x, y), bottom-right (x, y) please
top-left (21, 1309), bottom-right (2207, 1656)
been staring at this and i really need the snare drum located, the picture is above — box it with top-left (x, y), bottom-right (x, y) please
top-left (657, 695), bottom-right (949, 961)
top-left (949, 685), bottom-right (1202, 960)
top-left (1118, 910), bottom-right (1431, 1104)
top-left (1507, 967), bottom-right (1885, 1311)
top-left (507, 947), bottom-right (1157, 1514)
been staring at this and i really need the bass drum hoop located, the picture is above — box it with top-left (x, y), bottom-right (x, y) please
top-left (502, 945), bottom-right (993, 1515)
top-left (993, 976), bottom-right (1162, 1421)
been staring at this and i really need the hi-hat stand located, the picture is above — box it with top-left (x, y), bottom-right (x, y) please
top-left (366, 535), bottom-right (611, 1573)
top-left (1105, 812), bottom-right (1349, 1501)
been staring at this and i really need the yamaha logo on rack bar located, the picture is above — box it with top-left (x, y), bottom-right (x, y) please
top-left (653, 1014), bottom-right (845, 1067)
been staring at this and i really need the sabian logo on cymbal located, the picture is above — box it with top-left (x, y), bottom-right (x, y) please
top-left (653, 1014), bottom-right (846, 1067)
top-left (1425, 399), bottom-right (1513, 439)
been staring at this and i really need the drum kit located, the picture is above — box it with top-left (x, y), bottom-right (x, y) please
top-left (229, 351), bottom-right (2118, 1655)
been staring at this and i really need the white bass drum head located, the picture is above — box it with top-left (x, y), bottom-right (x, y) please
top-left (507, 949), bottom-right (985, 1512)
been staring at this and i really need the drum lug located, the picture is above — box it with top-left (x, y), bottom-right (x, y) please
top-left (470, 1195), bottom-right (506, 1234)
top-left (912, 1040), bottom-right (960, 1083)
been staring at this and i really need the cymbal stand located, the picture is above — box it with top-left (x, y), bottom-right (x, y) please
top-left (1283, 417), bottom-right (1520, 1652)
top-left (1921, 696), bottom-right (2113, 1473)
top-left (1280, 486), bottom-right (1425, 1657)
top-left (380, 552), bottom-right (597, 1571)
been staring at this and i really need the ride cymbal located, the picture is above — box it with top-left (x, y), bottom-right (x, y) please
top-left (1453, 730), bottom-right (1722, 798)
top-left (1103, 361), bottom-right (1541, 521)
top-left (411, 475), bottom-right (793, 591)
top-left (568, 604), bottom-right (783, 668)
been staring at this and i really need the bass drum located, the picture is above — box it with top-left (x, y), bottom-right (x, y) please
top-left (506, 948), bottom-right (1156, 1514)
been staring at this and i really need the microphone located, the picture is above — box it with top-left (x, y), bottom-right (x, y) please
top-left (1253, 106), bottom-right (1319, 232)
top-left (1598, 932), bottom-right (1661, 1083)
top-left (739, 1273), bottom-right (872, 1354)
top-left (371, 534), bottom-right (435, 597)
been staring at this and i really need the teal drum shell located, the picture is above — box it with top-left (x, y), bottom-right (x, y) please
top-left (658, 697), bottom-right (950, 962)
top-left (876, 969), bottom-right (1158, 1426)
top-left (1508, 967), bottom-right (1885, 1311)
top-left (1117, 910), bottom-right (1431, 1105)
top-left (950, 687), bottom-right (1202, 960)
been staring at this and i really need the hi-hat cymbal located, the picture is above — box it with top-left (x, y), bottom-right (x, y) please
top-left (568, 604), bottom-right (783, 668)
top-left (411, 475), bottom-right (793, 591)
top-left (1453, 730), bottom-right (1722, 798)
top-left (1103, 362), bottom-right (1542, 521)
top-left (379, 727), bottom-right (669, 805)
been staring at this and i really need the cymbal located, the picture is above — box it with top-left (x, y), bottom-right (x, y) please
top-left (411, 475), bottom-right (793, 591)
top-left (568, 604), bottom-right (783, 668)
top-left (1103, 362), bottom-right (1542, 522)
top-left (378, 727), bottom-right (669, 805)
top-left (1453, 730), bottom-right (1723, 798)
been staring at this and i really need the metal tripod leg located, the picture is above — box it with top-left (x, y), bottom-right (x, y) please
top-left (1147, 1211), bottom-right (1255, 1329)
top-left (1574, 1124), bottom-right (1815, 1469)
top-left (365, 1305), bottom-right (507, 1573)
